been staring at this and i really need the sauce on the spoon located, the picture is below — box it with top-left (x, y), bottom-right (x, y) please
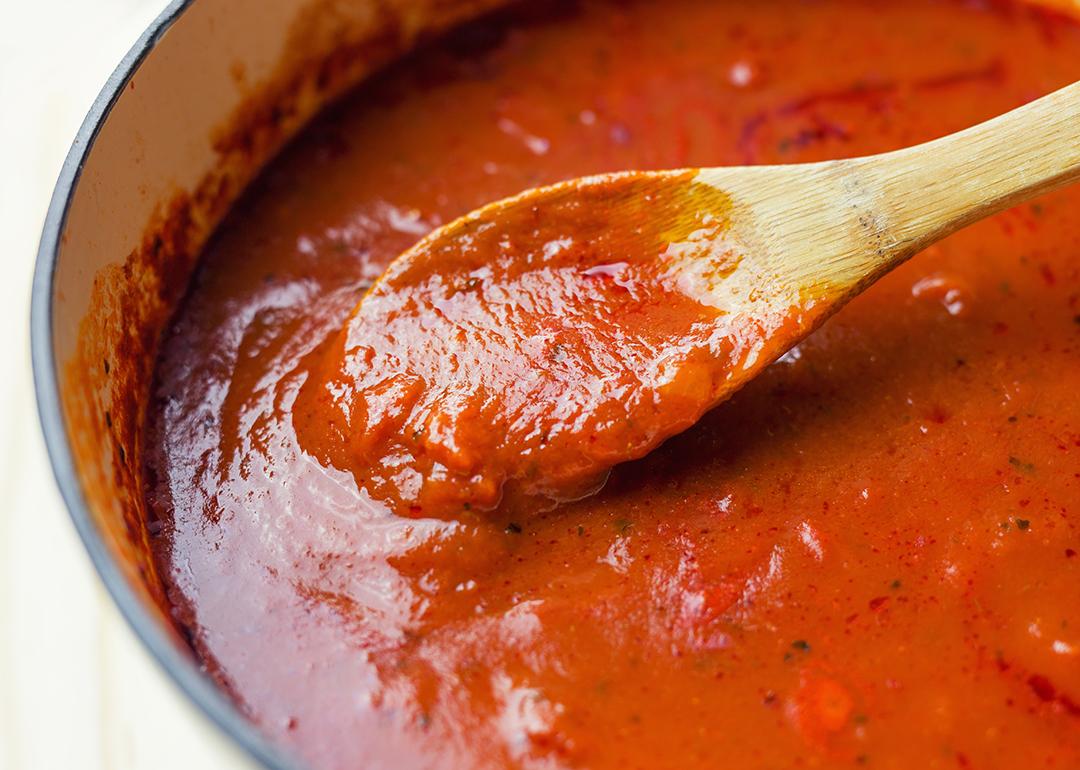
top-left (296, 172), bottom-right (818, 517)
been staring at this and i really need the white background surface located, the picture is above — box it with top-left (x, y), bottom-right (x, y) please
top-left (0, 2), bottom-right (256, 768)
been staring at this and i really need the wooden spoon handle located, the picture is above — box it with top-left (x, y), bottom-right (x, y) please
top-left (865, 79), bottom-right (1080, 258)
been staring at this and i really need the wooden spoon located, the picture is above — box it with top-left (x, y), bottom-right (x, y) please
top-left (304, 81), bottom-right (1080, 517)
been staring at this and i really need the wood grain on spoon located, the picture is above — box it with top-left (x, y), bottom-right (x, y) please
top-left (296, 80), bottom-right (1080, 519)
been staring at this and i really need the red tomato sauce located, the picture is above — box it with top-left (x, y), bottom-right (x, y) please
top-left (145, 1), bottom-right (1080, 768)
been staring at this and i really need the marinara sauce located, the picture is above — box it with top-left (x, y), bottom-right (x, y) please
top-left (145, 1), bottom-right (1080, 767)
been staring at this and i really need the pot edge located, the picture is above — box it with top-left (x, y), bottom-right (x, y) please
top-left (29, 3), bottom-right (300, 769)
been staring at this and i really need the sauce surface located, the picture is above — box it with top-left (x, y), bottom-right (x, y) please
top-left (146, 1), bottom-right (1080, 768)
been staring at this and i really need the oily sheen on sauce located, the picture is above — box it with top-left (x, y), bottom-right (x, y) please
top-left (146, 1), bottom-right (1080, 768)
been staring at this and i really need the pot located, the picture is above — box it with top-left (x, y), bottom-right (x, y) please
top-left (31, 0), bottom-right (1080, 768)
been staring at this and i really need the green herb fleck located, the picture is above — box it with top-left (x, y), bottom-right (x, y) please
top-left (1008, 456), bottom-right (1035, 474)
top-left (791, 639), bottom-right (811, 652)
top-left (577, 525), bottom-right (585, 536)
top-left (890, 579), bottom-right (902, 590)
top-left (1016, 518), bottom-right (1031, 531)
top-left (614, 518), bottom-right (633, 534)
top-left (505, 522), bottom-right (522, 534)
